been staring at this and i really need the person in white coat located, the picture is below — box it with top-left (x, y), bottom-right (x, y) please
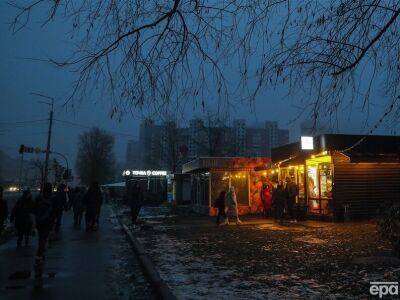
top-left (225, 186), bottom-right (242, 225)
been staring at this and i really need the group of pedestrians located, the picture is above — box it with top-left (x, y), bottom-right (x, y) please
top-left (214, 186), bottom-right (242, 225)
top-left (213, 177), bottom-right (299, 225)
top-left (271, 177), bottom-right (299, 222)
top-left (0, 182), bottom-right (103, 255)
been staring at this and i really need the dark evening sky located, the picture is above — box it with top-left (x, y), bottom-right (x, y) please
top-left (0, 2), bottom-right (398, 166)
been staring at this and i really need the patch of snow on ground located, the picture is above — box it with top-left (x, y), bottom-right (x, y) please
top-left (139, 233), bottom-right (282, 299)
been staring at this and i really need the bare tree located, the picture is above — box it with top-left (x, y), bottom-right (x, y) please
top-left (9, 0), bottom-right (246, 116)
top-left (245, 0), bottom-right (400, 128)
top-left (75, 127), bottom-right (116, 185)
top-left (190, 112), bottom-right (232, 157)
top-left (9, 1), bottom-right (400, 126)
top-left (161, 121), bottom-right (180, 172)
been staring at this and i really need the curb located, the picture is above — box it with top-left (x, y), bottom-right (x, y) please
top-left (113, 210), bottom-right (177, 300)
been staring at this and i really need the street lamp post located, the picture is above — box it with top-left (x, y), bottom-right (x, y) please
top-left (31, 92), bottom-right (55, 184)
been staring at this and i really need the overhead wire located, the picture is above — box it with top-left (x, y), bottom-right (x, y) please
top-left (0, 119), bottom-right (48, 125)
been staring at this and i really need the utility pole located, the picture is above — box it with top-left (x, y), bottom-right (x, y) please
top-left (18, 151), bottom-right (24, 189)
top-left (44, 102), bottom-right (54, 183)
top-left (32, 92), bottom-right (54, 185)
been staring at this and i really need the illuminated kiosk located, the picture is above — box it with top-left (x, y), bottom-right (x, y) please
top-left (182, 157), bottom-right (270, 215)
top-left (268, 134), bottom-right (400, 220)
top-left (122, 170), bottom-right (169, 205)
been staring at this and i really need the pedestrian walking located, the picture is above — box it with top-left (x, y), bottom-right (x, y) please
top-left (10, 189), bottom-right (34, 247)
top-left (225, 186), bottom-right (242, 225)
top-left (84, 182), bottom-right (102, 231)
top-left (260, 182), bottom-right (272, 217)
top-left (71, 187), bottom-right (85, 227)
top-left (52, 184), bottom-right (68, 233)
top-left (214, 191), bottom-right (227, 225)
top-left (95, 188), bottom-right (103, 228)
top-left (0, 186), bottom-right (8, 234)
top-left (34, 182), bottom-right (56, 281)
top-left (285, 177), bottom-right (299, 222)
top-left (129, 181), bottom-right (144, 224)
top-left (103, 187), bottom-right (110, 204)
top-left (272, 180), bottom-right (286, 223)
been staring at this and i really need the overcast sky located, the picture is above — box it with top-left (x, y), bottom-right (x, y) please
top-left (1, 2), bottom-right (398, 167)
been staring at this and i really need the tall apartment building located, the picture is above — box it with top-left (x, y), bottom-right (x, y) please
top-left (245, 127), bottom-right (268, 156)
top-left (233, 120), bottom-right (289, 157)
top-left (138, 118), bottom-right (163, 169)
top-left (233, 119), bottom-right (246, 156)
top-left (188, 118), bottom-right (207, 158)
top-left (127, 118), bottom-right (289, 172)
top-left (265, 121), bottom-right (289, 156)
top-left (126, 140), bottom-right (141, 168)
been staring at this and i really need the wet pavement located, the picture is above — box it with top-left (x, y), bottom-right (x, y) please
top-left (0, 205), bottom-right (154, 299)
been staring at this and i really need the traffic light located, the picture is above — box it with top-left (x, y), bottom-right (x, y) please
top-left (19, 144), bottom-right (25, 154)
top-left (19, 144), bottom-right (40, 154)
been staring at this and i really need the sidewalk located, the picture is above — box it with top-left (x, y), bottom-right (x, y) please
top-left (0, 205), bottom-right (153, 300)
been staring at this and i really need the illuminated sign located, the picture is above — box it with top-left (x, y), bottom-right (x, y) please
top-left (122, 170), bottom-right (168, 176)
top-left (301, 136), bottom-right (314, 150)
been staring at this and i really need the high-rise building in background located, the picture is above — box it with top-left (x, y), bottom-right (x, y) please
top-left (265, 121), bottom-right (290, 156)
top-left (136, 118), bottom-right (163, 169)
top-left (126, 118), bottom-right (290, 172)
top-left (125, 140), bottom-right (141, 168)
top-left (233, 119), bottom-right (246, 156)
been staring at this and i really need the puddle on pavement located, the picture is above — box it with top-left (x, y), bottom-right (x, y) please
top-left (45, 271), bottom-right (74, 279)
top-left (257, 224), bottom-right (305, 231)
top-left (8, 270), bottom-right (61, 280)
top-left (295, 236), bottom-right (327, 244)
top-left (46, 256), bottom-right (64, 260)
top-left (8, 270), bottom-right (31, 280)
top-left (5, 284), bottom-right (26, 290)
top-left (18, 254), bottom-right (35, 258)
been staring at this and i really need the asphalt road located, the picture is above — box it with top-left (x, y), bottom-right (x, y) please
top-left (0, 205), bottom-right (154, 299)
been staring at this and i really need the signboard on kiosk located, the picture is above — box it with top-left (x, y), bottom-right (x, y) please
top-left (301, 136), bottom-right (314, 150)
top-left (122, 170), bottom-right (168, 177)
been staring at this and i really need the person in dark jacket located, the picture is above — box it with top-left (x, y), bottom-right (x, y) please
top-left (0, 186), bottom-right (8, 234)
top-left (95, 189), bottom-right (103, 228)
top-left (129, 181), bottom-right (144, 224)
top-left (214, 191), bottom-right (227, 225)
top-left (272, 180), bottom-right (287, 223)
top-left (52, 184), bottom-right (68, 233)
top-left (11, 189), bottom-right (34, 247)
top-left (285, 177), bottom-right (299, 222)
top-left (71, 187), bottom-right (85, 227)
top-left (84, 182), bottom-right (102, 231)
top-left (34, 183), bottom-right (56, 258)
